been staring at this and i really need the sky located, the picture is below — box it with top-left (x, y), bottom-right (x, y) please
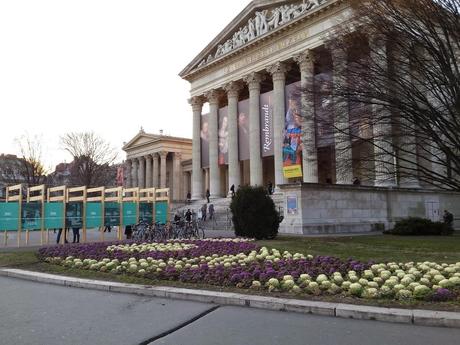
top-left (0, 0), bottom-right (250, 170)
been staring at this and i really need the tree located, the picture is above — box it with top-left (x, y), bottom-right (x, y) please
top-left (307, 0), bottom-right (459, 190)
top-left (60, 132), bottom-right (118, 187)
top-left (15, 134), bottom-right (48, 186)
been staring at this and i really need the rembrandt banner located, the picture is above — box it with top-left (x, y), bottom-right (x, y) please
top-left (260, 90), bottom-right (274, 157)
top-left (218, 107), bottom-right (228, 165)
top-left (283, 82), bottom-right (303, 179)
top-left (201, 113), bottom-right (210, 168)
top-left (238, 99), bottom-right (250, 161)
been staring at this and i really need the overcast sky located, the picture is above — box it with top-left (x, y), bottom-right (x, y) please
top-left (0, 0), bottom-right (249, 170)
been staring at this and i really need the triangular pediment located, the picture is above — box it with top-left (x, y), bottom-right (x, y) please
top-left (179, 0), bottom-right (334, 79)
top-left (122, 132), bottom-right (159, 150)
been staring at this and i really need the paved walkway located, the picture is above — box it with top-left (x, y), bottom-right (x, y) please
top-left (1, 276), bottom-right (459, 345)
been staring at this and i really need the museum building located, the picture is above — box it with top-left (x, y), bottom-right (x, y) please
top-left (180, 0), bottom-right (459, 233)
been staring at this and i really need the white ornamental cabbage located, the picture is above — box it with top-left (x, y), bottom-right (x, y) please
top-left (349, 283), bottom-right (363, 296)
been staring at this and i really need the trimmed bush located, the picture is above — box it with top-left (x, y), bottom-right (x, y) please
top-left (384, 217), bottom-right (453, 236)
top-left (230, 186), bottom-right (280, 240)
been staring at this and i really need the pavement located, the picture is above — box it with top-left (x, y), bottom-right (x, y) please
top-left (1, 275), bottom-right (460, 345)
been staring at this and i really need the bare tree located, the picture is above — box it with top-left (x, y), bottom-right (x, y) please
top-left (60, 132), bottom-right (118, 187)
top-left (14, 134), bottom-right (48, 186)
top-left (307, 0), bottom-right (460, 190)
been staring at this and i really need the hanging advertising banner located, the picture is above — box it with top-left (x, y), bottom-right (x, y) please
top-left (86, 202), bottom-right (103, 228)
top-left (44, 203), bottom-right (64, 229)
top-left (0, 203), bottom-right (20, 231)
top-left (314, 71), bottom-right (334, 148)
top-left (201, 113), bottom-right (210, 168)
top-left (218, 107), bottom-right (229, 165)
top-left (122, 202), bottom-right (137, 226)
top-left (260, 91), bottom-right (274, 157)
top-left (238, 99), bottom-right (250, 161)
top-left (66, 202), bottom-right (83, 228)
top-left (283, 82), bottom-right (303, 178)
top-left (104, 202), bottom-right (120, 226)
top-left (116, 166), bottom-right (124, 187)
top-left (21, 202), bottom-right (42, 230)
top-left (139, 202), bottom-right (153, 223)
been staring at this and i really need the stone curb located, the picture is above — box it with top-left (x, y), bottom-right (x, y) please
top-left (1, 268), bottom-right (459, 328)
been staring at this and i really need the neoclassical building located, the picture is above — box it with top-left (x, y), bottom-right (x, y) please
top-left (180, 0), bottom-right (459, 232)
top-left (123, 130), bottom-right (192, 201)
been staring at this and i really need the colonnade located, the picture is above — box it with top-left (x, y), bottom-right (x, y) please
top-left (189, 42), bottom-right (421, 199)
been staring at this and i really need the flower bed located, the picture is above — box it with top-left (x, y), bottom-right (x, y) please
top-left (38, 239), bottom-right (460, 302)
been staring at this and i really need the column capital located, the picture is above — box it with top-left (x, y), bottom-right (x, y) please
top-left (159, 151), bottom-right (168, 159)
top-left (293, 51), bottom-right (315, 72)
top-left (145, 154), bottom-right (153, 161)
top-left (174, 152), bottom-right (182, 160)
top-left (267, 62), bottom-right (290, 81)
top-left (243, 72), bottom-right (265, 91)
top-left (188, 96), bottom-right (205, 112)
top-left (137, 156), bottom-right (145, 163)
top-left (204, 89), bottom-right (222, 105)
top-left (223, 81), bottom-right (243, 99)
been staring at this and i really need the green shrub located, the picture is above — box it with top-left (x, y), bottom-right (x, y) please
top-left (385, 217), bottom-right (453, 236)
top-left (230, 186), bottom-right (280, 240)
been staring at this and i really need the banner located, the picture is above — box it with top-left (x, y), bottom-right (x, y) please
top-left (0, 203), bottom-right (20, 231)
top-left (155, 201), bottom-right (168, 224)
top-left (139, 202), bottom-right (153, 223)
top-left (218, 107), bottom-right (228, 165)
top-left (122, 202), bottom-right (137, 226)
top-left (66, 202), bottom-right (83, 228)
top-left (238, 99), bottom-right (250, 161)
top-left (44, 203), bottom-right (64, 229)
top-left (116, 166), bottom-right (124, 186)
top-left (283, 82), bottom-right (303, 179)
top-left (260, 91), bottom-right (274, 157)
top-left (104, 202), bottom-right (120, 226)
top-left (86, 202), bottom-right (103, 228)
top-left (21, 202), bottom-right (42, 230)
top-left (201, 113), bottom-right (210, 168)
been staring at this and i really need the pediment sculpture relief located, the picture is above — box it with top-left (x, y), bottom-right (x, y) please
top-left (197, 0), bottom-right (327, 69)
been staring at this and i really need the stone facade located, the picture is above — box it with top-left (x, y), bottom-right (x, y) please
top-left (122, 130), bottom-right (192, 201)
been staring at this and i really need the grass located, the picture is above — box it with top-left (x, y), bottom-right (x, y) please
top-left (258, 234), bottom-right (460, 263)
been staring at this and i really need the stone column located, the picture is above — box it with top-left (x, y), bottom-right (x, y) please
top-left (125, 160), bottom-right (132, 187)
top-left (152, 153), bottom-right (159, 188)
top-left (370, 36), bottom-right (396, 187)
top-left (137, 157), bottom-right (145, 188)
top-left (267, 62), bottom-right (290, 189)
top-left (173, 152), bottom-right (182, 200)
top-left (205, 89), bottom-right (221, 198)
top-left (244, 72), bottom-right (264, 186)
top-left (159, 151), bottom-right (167, 188)
top-left (331, 49), bottom-right (353, 184)
top-left (131, 159), bottom-right (138, 187)
top-left (224, 81), bottom-right (242, 193)
top-left (189, 97), bottom-right (204, 199)
top-left (145, 155), bottom-right (153, 188)
top-left (294, 51), bottom-right (318, 183)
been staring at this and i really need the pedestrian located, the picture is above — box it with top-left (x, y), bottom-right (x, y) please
top-left (206, 189), bottom-right (210, 203)
top-left (230, 184), bottom-right (235, 197)
top-left (186, 191), bottom-right (192, 204)
top-left (201, 204), bottom-right (207, 221)
top-left (72, 227), bottom-right (80, 243)
top-left (208, 203), bottom-right (215, 220)
top-left (353, 177), bottom-right (361, 186)
top-left (185, 209), bottom-right (192, 223)
top-left (125, 225), bottom-right (132, 240)
top-left (104, 225), bottom-right (111, 233)
top-left (443, 209), bottom-right (454, 229)
top-left (56, 228), bottom-right (68, 244)
top-left (267, 181), bottom-right (273, 195)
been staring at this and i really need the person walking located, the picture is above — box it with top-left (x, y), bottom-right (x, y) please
top-left (206, 189), bottom-right (210, 203)
top-left (72, 227), bottom-right (80, 243)
top-left (230, 184), bottom-right (235, 197)
top-left (443, 209), bottom-right (454, 229)
top-left (208, 203), bottom-right (215, 221)
top-left (186, 191), bottom-right (191, 204)
top-left (185, 209), bottom-right (192, 223)
top-left (201, 204), bottom-right (207, 221)
top-left (56, 228), bottom-right (68, 244)
top-left (267, 181), bottom-right (273, 195)
top-left (124, 225), bottom-right (133, 240)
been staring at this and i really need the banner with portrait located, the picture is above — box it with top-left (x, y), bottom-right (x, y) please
top-left (218, 106), bottom-right (228, 165)
top-left (201, 113), bottom-right (210, 168)
top-left (260, 90), bottom-right (274, 157)
top-left (21, 202), bottom-right (42, 230)
top-left (238, 99), bottom-right (250, 161)
top-left (283, 82), bottom-right (303, 178)
top-left (66, 202), bottom-right (83, 228)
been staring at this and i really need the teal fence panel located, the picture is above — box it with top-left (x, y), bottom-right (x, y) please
top-left (22, 202), bottom-right (42, 230)
top-left (0, 203), bottom-right (20, 231)
top-left (86, 203), bottom-right (103, 228)
top-left (155, 202), bottom-right (168, 224)
top-left (104, 202), bottom-right (120, 226)
top-left (66, 202), bottom-right (83, 228)
top-left (122, 202), bottom-right (137, 226)
top-left (139, 202), bottom-right (153, 223)
top-left (44, 203), bottom-right (64, 229)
